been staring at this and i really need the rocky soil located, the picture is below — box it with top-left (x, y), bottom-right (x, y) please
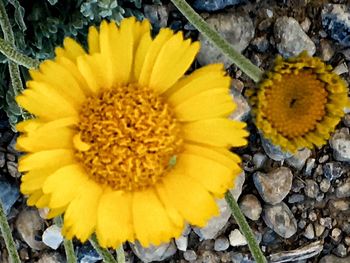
top-left (0, 0), bottom-right (350, 262)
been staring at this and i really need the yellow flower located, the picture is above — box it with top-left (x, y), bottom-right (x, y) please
top-left (250, 52), bottom-right (349, 153)
top-left (16, 17), bottom-right (248, 248)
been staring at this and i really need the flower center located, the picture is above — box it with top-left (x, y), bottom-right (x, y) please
top-left (74, 84), bottom-right (183, 191)
top-left (263, 72), bottom-right (328, 139)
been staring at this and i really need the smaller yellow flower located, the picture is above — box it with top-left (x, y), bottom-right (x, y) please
top-left (249, 52), bottom-right (349, 153)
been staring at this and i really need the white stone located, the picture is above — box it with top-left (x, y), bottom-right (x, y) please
top-left (42, 225), bottom-right (63, 250)
top-left (175, 236), bottom-right (188, 251)
top-left (229, 229), bottom-right (247, 247)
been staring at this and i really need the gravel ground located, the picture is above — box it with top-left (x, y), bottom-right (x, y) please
top-left (1, 0), bottom-right (350, 262)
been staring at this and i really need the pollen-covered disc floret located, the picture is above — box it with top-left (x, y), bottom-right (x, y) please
top-left (75, 84), bottom-right (183, 191)
top-left (16, 17), bottom-right (248, 248)
top-left (250, 52), bottom-right (349, 153)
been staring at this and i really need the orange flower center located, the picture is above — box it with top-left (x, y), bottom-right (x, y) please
top-left (74, 84), bottom-right (183, 191)
top-left (263, 72), bottom-right (328, 139)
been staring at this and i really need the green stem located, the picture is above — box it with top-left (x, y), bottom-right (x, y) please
top-left (225, 191), bottom-right (267, 263)
top-left (0, 37), bottom-right (40, 69)
top-left (116, 245), bottom-right (126, 263)
top-left (170, 0), bottom-right (263, 83)
top-left (90, 234), bottom-right (118, 263)
top-left (54, 217), bottom-right (77, 263)
top-left (0, 200), bottom-right (21, 263)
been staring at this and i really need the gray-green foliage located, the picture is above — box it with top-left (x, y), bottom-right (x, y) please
top-left (0, 0), bottom-right (161, 129)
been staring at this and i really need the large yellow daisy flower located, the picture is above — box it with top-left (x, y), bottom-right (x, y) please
top-left (16, 17), bottom-right (248, 248)
top-left (250, 52), bottom-right (349, 153)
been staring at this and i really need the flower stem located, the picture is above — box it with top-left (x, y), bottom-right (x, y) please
top-left (225, 191), bottom-right (267, 263)
top-left (170, 0), bottom-right (263, 83)
top-left (90, 234), bottom-right (118, 263)
top-left (0, 200), bottom-right (21, 263)
top-left (116, 245), bottom-right (126, 263)
top-left (0, 37), bottom-right (40, 69)
top-left (54, 216), bottom-right (77, 263)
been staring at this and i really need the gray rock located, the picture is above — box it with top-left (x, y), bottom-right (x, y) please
top-left (334, 244), bottom-right (348, 258)
top-left (330, 129), bottom-right (350, 162)
top-left (254, 167), bottom-right (293, 205)
top-left (263, 202), bottom-right (297, 238)
top-left (320, 39), bottom-right (335, 61)
top-left (194, 172), bottom-right (244, 240)
top-left (193, 0), bottom-right (243, 12)
top-left (16, 208), bottom-right (45, 250)
top-left (329, 199), bottom-right (350, 211)
top-left (193, 198), bottom-right (231, 240)
top-left (175, 235), bottom-right (187, 251)
top-left (183, 250), bottom-right (197, 261)
top-left (144, 5), bottom-right (169, 29)
top-left (42, 225), bottom-right (63, 250)
top-left (229, 229), bottom-right (247, 247)
top-left (251, 36), bottom-right (270, 52)
top-left (239, 194), bottom-right (262, 220)
top-left (229, 89), bottom-right (250, 121)
top-left (304, 180), bottom-right (319, 199)
top-left (197, 13), bottom-right (254, 67)
top-left (315, 223), bottom-right (326, 237)
top-left (320, 255), bottom-right (350, 263)
top-left (322, 4), bottom-right (350, 47)
top-left (229, 171), bottom-right (245, 200)
top-left (35, 252), bottom-right (64, 263)
top-left (261, 135), bottom-right (292, 161)
top-left (214, 237), bottom-right (230, 251)
top-left (331, 228), bottom-right (342, 242)
top-left (288, 194), bottom-right (305, 204)
top-left (286, 148), bottom-right (312, 171)
top-left (320, 179), bottom-right (331, 193)
top-left (7, 161), bottom-right (21, 178)
top-left (274, 16), bottom-right (316, 58)
top-left (0, 179), bottom-right (19, 215)
top-left (252, 153), bottom-right (267, 169)
top-left (323, 162), bottom-right (344, 180)
top-left (336, 180), bottom-right (350, 198)
top-left (130, 241), bottom-right (177, 263)
top-left (304, 224), bottom-right (315, 239)
top-left (78, 244), bottom-right (102, 263)
top-left (304, 158), bottom-right (316, 176)
top-left (269, 241), bottom-right (323, 262)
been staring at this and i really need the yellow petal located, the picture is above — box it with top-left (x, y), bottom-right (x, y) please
top-left (100, 19), bottom-right (134, 85)
top-left (46, 206), bottom-right (67, 219)
top-left (55, 57), bottom-right (91, 95)
top-left (161, 170), bottom-right (219, 227)
top-left (16, 119), bottom-right (44, 133)
top-left (18, 149), bottom-right (75, 172)
top-left (16, 88), bottom-right (78, 121)
top-left (88, 26), bottom-right (100, 54)
top-left (138, 28), bottom-right (174, 87)
top-left (43, 164), bottom-right (89, 208)
top-left (55, 37), bottom-right (86, 62)
top-left (176, 153), bottom-right (236, 197)
top-left (63, 179), bottom-right (102, 242)
top-left (21, 166), bottom-right (58, 194)
top-left (17, 127), bottom-right (74, 152)
top-left (96, 190), bottom-right (134, 248)
top-left (26, 190), bottom-right (43, 206)
top-left (36, 60), bottom-right (87, 104)
top-left (77, 54), bottom-right (112, 93)
top-left (133, 188), bottom-right (183, 246)
top-left (149, 33), bottom-right (200, 94)
top-left (165, 64), bottom-right (229, 102)
top-left (35, 194), bottom-right (51, 208)
top-left (182, 118), bottom-right (248, 147)
top-left (174, 89), bottom-right (235, 121)
top-left (133, 32), bottom-right (152, 82)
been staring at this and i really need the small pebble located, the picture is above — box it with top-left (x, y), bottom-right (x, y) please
top-left (320, 217), bottom-right (333, 229)
top-left (183, 250), bottom-right (197, 261)
top-left (239, 194), bottom-right (262, 221)
top-left (304, 180), bottom-right (319, 199)
top-left (336, 180), bottom-right (350, 198)
top-left (304, 224), bottom-right (315, 239)
top-left (42, 225), bottom-right (63, 250)
top-left (309, 211), bottom-right (318, 222)
top-left (315, 223), bottom-right (326, 237)
top-left (175, 236), bottom-right (188, 251)
top-left (320, 179), bottom-right (331, 193)
top-left (331, 228), bottom-right (342, 242)
top-left (229, 229), bottom-right (247, 247)
top-left (214, 237), bottom-right (230, 251)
